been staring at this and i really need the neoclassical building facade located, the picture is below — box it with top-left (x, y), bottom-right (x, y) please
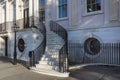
top-left (0, 0), bottom-right (120, 77)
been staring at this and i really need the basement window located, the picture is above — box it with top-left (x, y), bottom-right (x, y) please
top-left (18, 38), bottom-right (25, 52)
top-left (84, 38), bottom-right (100, 55)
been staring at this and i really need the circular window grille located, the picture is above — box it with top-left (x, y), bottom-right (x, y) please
top-left (18, 38), bottom-right (25, 52)
top-left (84, 38), bottom-right (100, 55)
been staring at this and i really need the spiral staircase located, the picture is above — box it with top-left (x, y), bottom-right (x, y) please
top-left (30, 21), bottom-right (69, 77)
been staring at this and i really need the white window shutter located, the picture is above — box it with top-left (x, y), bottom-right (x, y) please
top-left (109, 0), bottom-right (119, 21)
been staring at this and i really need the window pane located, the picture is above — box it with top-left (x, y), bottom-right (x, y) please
top-left (93, 4), bottom-right (96, 11)
top-left (96, 3), bottom-right (101, 10)
top-left (63, 5), bottom-right (67, 17)
top-left (92, 0), bottom-right (95, 3)
top-left (96, 0), bottom-right (101, 3)
top-left (59, 0), bottom-right (62, 5)
top-left (59, 6), bottom-right (62, 18)
top-left (58, 0), bottom-right (67, 18)
top-left (87, 4), bottom-right (93, 12)
top-left (87, 0), bottom-right (91, 4)
top-left (40, 0), bottom-right (45, 6)
top-left (87, 0), bottom-right (101, 13)
top-left (63, 0), bottom-right (67, 4)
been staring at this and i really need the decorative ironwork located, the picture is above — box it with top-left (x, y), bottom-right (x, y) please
top-left (50, 21), bottom-right (68, 73)
top-left (68, 41), bottom-right (120, 66)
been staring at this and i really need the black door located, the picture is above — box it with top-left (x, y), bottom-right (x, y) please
top-left (24, 8), bottom-right (29, 28)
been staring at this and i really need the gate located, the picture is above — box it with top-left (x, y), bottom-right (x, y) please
top-left (68, 41), bottom-right (120, 66)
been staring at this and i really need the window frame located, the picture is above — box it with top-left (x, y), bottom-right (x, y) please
top-left (84, 38), bottom-right (101, 55)
top-left (57, 0), bottom-right (68, 19)
top-left (84, 0), bottom-right (103, 16)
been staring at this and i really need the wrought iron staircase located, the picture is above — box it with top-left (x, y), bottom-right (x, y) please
top-left (30, 21), bottom-right (69, 77)
top-left (29, 22), bottom-right (46, 66)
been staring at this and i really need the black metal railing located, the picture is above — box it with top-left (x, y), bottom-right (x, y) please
top-left (0, 23), bottom-right (6, 32)
top-left (68, 41), bottom-right (120, 66)
top-left (50, 21), bottom-right (68, 73)
top-left (29, 22), bottom-right (46, 67)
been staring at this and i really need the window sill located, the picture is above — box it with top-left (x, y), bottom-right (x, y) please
top-left (55, 17), bottom-right (68, 22)
top-left (82, 11), bottom-right (103, 17)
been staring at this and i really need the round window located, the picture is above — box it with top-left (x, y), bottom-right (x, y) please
top-left (18, 38), bottom-right (25, 52)
top-left (84, 38), bottom-right (100, 55)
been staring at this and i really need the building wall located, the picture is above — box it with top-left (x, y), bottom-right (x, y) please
top-left (0, 0), bottom-right (120, 62)
top-left (0, 0), bottom-right (43, 62)
top-left (48, 0), bottom-right (120, 30)
top-left (7, 28), bottom-right (43, 61)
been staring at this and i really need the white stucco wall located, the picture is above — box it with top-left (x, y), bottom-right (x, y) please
top-left (68, 26), bottom-right (120, 43)
top-left (8, 28), bottom-right (43, 61)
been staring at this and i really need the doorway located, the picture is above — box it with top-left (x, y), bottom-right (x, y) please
top-left (0, 37), bottom-right (8, 57)
top-left (24, 8), bottom-right (29, 28)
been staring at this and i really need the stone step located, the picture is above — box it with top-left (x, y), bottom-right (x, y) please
top-left (35, 64), bottom-right (59, 70)
top-left (46, 45), bottom-right (63, 49)
top-left (35, 64), bottom-right (52, 69)
top-left (30, 67), bottom-right (69, 77)
top-left (47, 41), bottom-right (64, 45)
top-left (39, 59), bottom-right (59, 65)
top-left (41, 55), bottom-right (59, 61)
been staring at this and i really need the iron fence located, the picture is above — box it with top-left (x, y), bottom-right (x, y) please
top-left (68, 41), bottom-right (120, 66)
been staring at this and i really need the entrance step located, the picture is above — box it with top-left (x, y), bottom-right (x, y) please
top-left (30, 67), bottom-right (69, 77)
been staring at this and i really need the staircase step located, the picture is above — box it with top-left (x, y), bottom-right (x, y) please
top-left (30, 67), bottom-right (69, 77)
top-left (35, 64), bottom-right (59, 70)
top-left (39, 59), bottom-right (59, 65)
top-left (35, 64), bottom-right (52, 69)
top-left (41, 55), bottom-right (59, 61)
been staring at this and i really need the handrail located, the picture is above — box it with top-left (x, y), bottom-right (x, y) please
top-left (50, 20), bottom-right (68, 73)
top-left (30, 22), bottom-right (46, 66)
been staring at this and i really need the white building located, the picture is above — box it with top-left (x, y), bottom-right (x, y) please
top-left (0, 0), bottom-right (120, 77)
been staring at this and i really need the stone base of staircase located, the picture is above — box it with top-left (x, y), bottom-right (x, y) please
top-left (30, 67), bottom-right (69, 77)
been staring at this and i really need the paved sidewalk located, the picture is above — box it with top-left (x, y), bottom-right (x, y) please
top-left (70, 65), bottom-right (120, 80)
top-left (0, 57), bottom-right (119, 80)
